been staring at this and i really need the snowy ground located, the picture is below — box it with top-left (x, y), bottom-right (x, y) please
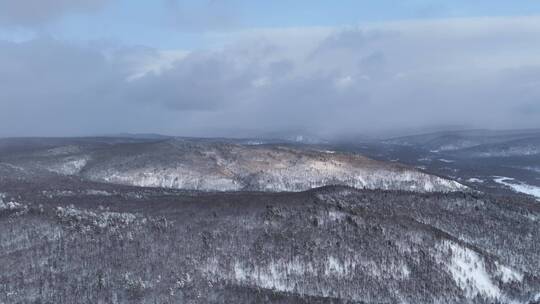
top-left (493, 177), bottom-right (540, 200)
top-left (438, 159), bottom-right (455, 163)
top-left (467, 178), bottom-right (485, 183)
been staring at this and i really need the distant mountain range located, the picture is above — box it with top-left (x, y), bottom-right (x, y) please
top-left (342, 129), bottom-right (540, 200)
top-left (383, 129), bottom-right (540, 155)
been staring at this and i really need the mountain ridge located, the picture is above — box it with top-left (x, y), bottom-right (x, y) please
top-left (1, 138), bottom-right (467, 193)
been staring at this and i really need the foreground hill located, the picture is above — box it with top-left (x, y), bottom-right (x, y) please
top-left (0, 183), bottom-right (538, 303)
top-left (1, 138), bottom-right (466, 193)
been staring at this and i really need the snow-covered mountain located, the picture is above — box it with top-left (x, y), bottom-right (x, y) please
top-left (453, 137), bottom-right (540, 158)
top-left (384, 129), bottom-right (540, 156)
top-left (3, 138), bottom-right (466, 193)
top-left (85, 140), bottom-right (467, 192)
top-left (2, 136), bottom-right (540, 304)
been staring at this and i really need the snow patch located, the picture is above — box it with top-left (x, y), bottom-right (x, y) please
top-left (495, 262), bottom-right (523, 284)
top-left (47, 157), bottom-right (89, 175)
top-left (85, 189), bottom-right (114, 196)
top-left (493, 176), bottom-right (540, 200)
top-left (0, 194), bottom-right (28, 214)
top-left (99, 170), bottom-right (242, 192)
top-left (215, 255), bottom-right (410, 295)
top-left (231, 258), bottom-right (314, 293)
top-left (438, 159), bottom-right (455, 163)
top-left (327, 210), bottom-right (347, 222)
top-left (439, 241), bottom-right (500, 299)
top-left (0, 201), bottom-right (23, 211)
top-left (324, 256), bottom-right (347, 276)
top-left (467, 178), bottom-right (484, 183)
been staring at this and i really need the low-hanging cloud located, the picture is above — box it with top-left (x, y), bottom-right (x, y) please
top-left (1, 16), bottom-right (540, 137)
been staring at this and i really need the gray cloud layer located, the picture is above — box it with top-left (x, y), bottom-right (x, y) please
top-left (1, 17), bottom-right (540, 137)
top-left (0, 0), bottom-right (111, 26)
top-left (164, 0), bottom-right (240, 32)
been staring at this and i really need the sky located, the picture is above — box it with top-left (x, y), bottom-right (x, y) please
top-left (1, 1), bottom-right (540, 138)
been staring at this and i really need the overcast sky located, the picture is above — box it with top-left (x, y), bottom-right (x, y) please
top-left (1, 1), bottom-right (540, 138)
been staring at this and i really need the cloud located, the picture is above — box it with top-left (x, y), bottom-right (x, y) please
top-left (0, 0), bottom-right (111, 26)
top-left (164, 0), bottom-right (240, 32)
top-left (314, 28), bottom-right (390, 53)
top-left (0, 38), bottom-right (159, 136)
top-left (1, 16), bottom-right (540, 137)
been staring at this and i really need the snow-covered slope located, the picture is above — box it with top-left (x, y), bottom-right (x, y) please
top-left (2, 138), bottom-right (467, 193)
top-left (3, 185), bottom-right (538, 303)
top-left (75, 140), bottom-right (466, 192)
